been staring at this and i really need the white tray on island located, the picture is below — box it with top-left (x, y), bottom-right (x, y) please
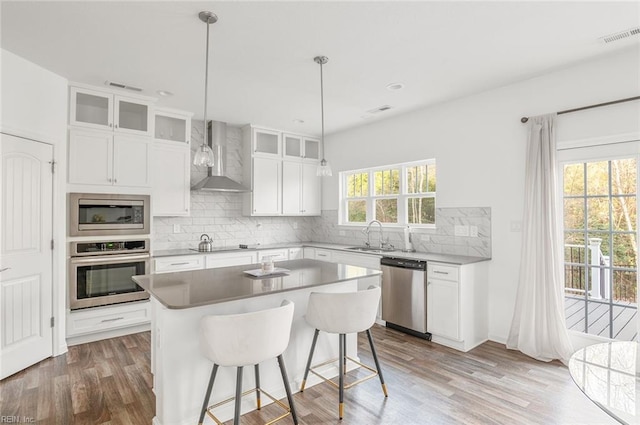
top-left (243, 267), bottom-right (290, 277)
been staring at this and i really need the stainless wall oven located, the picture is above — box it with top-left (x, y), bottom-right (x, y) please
top-left (69, 193), bottom-right (150, 236)
top-left (69, 239), bottom-right (150, 310)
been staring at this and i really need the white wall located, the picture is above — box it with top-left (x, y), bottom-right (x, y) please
top-left (1, 48), bottom-right (69, 355)
top-left (323, 46), bottom-right (640, 343)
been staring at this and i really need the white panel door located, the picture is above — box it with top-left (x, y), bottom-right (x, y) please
top-left (282, 160), bottom-right (302, 215)
top-left (68, 129), bottom-right (112, 185)
top-left (152, 141), bottom-right (190, 216)
top-left (302, 162), bottom-right (321, 215)
top-left (251, 157), bottom-right (281, 215)
top-left (113, 135), bottom-right (151, 187)
top-left (0, 133), bottom-right (53, 379)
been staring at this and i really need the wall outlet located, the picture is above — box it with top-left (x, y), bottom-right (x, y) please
top-left (339, 230), bottom-right (346, 236)
top-left (469, 225), bottom-right (478, 237)
top-left (292, 222), bottom-right (298, 229)
top-left (510, 221), bottom-right (522, 232)
top-left (454, 224), bottom-right (470, 237)
top-left (173, 224), bottom-right (180, 233)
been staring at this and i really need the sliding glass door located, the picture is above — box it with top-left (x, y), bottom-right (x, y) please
top-left (562, 157), bottom-right (638, 341)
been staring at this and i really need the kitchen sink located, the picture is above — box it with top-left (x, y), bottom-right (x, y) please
top-left (345, 246), bottom-right (396, 253)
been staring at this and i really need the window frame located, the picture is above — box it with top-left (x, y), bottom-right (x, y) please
top-left (339, 159), bottom-right (436, 228)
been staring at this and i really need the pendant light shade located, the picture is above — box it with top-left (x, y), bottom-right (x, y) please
top-left (192, 11), bottom-right (218, 167)
top-left (193, 143), bottom-right (215, 166)
top-left (314, 56), bottom-right (332, 177)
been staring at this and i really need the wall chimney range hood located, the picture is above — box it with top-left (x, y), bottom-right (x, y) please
top-left (191, 121), bottom-right (250, 192)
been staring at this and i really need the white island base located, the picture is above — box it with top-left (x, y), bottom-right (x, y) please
top-left (150, 279), bottom-right (361, 425)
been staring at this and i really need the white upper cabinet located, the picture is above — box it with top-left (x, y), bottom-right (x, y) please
top-left (243, 125), bottom-right (322, 217)
top-left (154, 108), bottom-right (192, 144)
top-left (283, 133), bottom-right (320, 161)
top-left (250, 156), bottom-right (282, 215)
top-left (252, 127), bottom-right (281, 156)
top-left (69, 129), bottom-right (151, 188)
top-left (152, 140), bottom-right (190, 216)
top-left (282, 161), bottom-right (321, 215)
top-left (70, 86), bottom-right (154, 136)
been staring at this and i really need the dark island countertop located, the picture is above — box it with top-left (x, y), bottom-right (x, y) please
top-left (132, 258), bottom-right (381, 310)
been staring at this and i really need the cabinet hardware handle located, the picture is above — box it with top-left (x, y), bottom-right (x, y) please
top-left (107, 178), bottom-right (112, 182)
top-left (101, 317), bottom-right (124, 323)
top-left (114, 179), bottom-right (118, 183)
top-left (0, 267), bottom-right (10, 273)
top-left (170, 262), bottom-right (190, 266)
top-left (109, 123), bottom-right (113, 128)
top-left (115, 124), bottom-right (118, 129)
top-left (434, 271), bottom-right (449, 275)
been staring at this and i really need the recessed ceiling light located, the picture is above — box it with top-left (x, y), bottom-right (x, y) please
top-left (293, 119), bottom-right (305, 124)
top-left (156, 90), bottom-right (174, 97)
top-left (386, 82), bottom-right (404, 91)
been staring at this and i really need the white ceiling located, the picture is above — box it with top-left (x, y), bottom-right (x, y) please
top-left (2, 1), bottom-right (639, 136)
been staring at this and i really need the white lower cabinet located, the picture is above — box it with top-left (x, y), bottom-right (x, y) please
top-left (154, 255), bottom-right (205, 274)
top-left (66, 300), bottom-right (151, 344)
top-left (313, 248), bottom-right (333, 262)
top-left (288, 247), bottom-right (303, 260)
top-left (427, 261), bottom-right (488, 352)
top-left (257, 249), bottom-right (289, 263)
top-left (205, 251), bottom-right (257, 268)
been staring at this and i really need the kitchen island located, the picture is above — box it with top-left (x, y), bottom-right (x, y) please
top-left (132, 259), bottom-right (381, 425)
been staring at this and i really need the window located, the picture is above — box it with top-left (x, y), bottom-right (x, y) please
top-left (340, 159), bottom-right (436, 227)
top-left (562, 157), bottom-right (638, 341)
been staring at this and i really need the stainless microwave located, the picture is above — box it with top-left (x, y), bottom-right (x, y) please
top-left (69, 193), bottom-right (150, 236)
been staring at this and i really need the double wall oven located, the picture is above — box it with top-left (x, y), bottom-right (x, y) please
top-left (68, 193), bottom-right (151, 310)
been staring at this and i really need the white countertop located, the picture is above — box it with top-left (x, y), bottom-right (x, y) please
top-left (153, 241), bottom-right (490, 266)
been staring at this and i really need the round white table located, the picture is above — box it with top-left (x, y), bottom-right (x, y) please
top-left (569, 341), bottom-right (640, 425)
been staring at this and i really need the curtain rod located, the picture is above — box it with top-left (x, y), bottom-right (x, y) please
top-left (520, 95), bottom-right (640, 123)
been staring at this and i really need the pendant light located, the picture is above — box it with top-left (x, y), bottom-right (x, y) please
top-left (314, 55), bottom-right (332, 177)
top-left (192, 11), bottom-right (218, 167)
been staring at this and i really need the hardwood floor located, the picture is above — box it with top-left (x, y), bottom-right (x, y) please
top-left (0, 325), bottom-right (617, 424)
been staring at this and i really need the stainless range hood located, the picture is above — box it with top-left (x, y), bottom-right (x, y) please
top-left (191, 121), bottom-right (250, 192)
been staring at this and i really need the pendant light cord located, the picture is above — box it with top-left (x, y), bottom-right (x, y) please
top-left (203, 19), bottom-right (210, 149)
top-left (320, 60), bottom-right (325, 161)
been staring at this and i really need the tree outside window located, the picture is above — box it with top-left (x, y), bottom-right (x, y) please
top-left (340, 159), bottom-right (436, 227)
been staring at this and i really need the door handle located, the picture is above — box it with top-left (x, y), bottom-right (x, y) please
top-left (0, 267), bottom-right (10, 273)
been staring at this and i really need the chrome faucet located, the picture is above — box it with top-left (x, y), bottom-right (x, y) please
top-left (365, 220), bottom-right (384, 249)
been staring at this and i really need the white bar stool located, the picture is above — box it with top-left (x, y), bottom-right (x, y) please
top-left (300, 286), bottom-right (388, 420)
top-left (198, 300), bottom-right (299, 425)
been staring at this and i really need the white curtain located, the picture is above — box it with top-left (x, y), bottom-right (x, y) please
top-left (507, 113), bottom-right (574, 363)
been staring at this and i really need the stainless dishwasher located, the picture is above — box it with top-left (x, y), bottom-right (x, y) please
top-left (381, 257), bottom-right (431, 340)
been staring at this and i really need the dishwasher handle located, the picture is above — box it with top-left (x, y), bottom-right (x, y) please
top-left (380, 257), bottom-right (426, 270)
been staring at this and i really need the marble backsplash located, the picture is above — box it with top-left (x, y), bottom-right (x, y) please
top-left (152, 121), bottom-right (491, 257)
top-left (304, 207), bottom-right (492, 258)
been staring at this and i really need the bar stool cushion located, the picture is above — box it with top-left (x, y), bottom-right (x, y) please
top-left (200, 300), bottom-right (294, 367)
top-left (306, 286), bottom-right (380, 334)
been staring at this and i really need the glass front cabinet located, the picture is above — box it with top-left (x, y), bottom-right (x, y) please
top-left (70, 86), bottom-right (154, 136)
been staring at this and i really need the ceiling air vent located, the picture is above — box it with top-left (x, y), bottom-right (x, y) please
top-left (600, 27), bottom-right (640, 44)
top-left (366, 105), bottom-right (393, 114)
top-left (104, 80), bottom-right (143, 92)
